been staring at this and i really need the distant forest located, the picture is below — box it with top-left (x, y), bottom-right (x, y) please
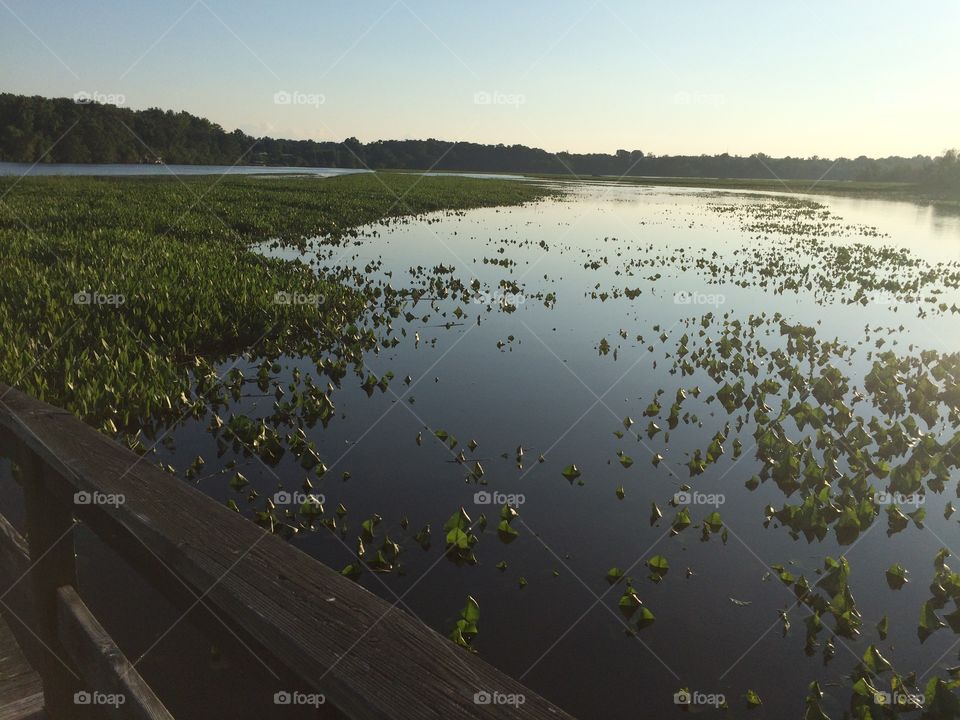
top-left (1, 93), bottom-right (958, 190)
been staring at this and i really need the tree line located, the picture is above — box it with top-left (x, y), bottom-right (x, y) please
top-left (1, 93), bottom-right (957, 190)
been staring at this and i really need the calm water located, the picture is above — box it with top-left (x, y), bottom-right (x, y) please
top-left (3, 183), bottom-right (960, 718)
top-left (0, 161), bottom-right (368, 177)
top-left (0, 162), bottom-right (529, 181)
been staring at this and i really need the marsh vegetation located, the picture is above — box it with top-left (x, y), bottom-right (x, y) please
top-left (3, 173), bottom-right (960, 717)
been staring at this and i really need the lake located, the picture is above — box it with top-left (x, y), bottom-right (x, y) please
top-left (0, 161), bottom-right (369, 177)
top-left (4, 181), bottom-right (960, 718)
top-left (0, 162), bottom-right (530, 181)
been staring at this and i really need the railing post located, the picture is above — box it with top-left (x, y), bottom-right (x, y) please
top-left (17, 448), bottom-right (85, 719)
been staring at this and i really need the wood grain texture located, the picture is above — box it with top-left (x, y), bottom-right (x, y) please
top-left (0, 609), bottom-right (44, 720)
top-left (56, 586), bottom-right (173, 720)
top-left (0, 385), bottom-right (576, 720)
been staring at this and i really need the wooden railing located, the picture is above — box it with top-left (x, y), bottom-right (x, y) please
top-left (0, 384), bottom-right (575, 719)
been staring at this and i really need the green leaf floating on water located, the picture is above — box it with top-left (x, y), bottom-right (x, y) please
top-left (876, 615), bottom-right (889, 640)
top-left (687, 450), bottom-right (706, 476)
top-left (561, 464), bottom-right (581, 481)
top-left (229, 472), bottom-right (248, 491)
top-left (704, 511), bottom-right (723, 531)
top-left (851, 676), bottom-right (884, 702)
top-left (924, 677), bottom-right (960, 715)
top-left (744, 689), bottom-right (762, 708)
top-left (618, 584), bottom-right (642, 609)
top-left (449, 595), bottom-right (480, 651)
top-left (886, 504), bottom-right (909, 534)
top-left (885, 563), bottom-right (909, 589)
top-left (919, 600), bottom-right (946, 642)
top-left (361, 514), bottom-right (381, 537)
top-left (650, 501), bottom-right (662, 525)
top-left (634, 606), bottom-right (655, 628)
top-left (497, 519), bottom-right (519, 538)
top-left (863, 644), bottom-right (892, 674)
top-left (944, 607), bottom-right (960, 634)
top-left (672, 507), bottom-right (692, 532)
top-left (803, 699), bottom-right (830, 720)
top-left (647, 555), bottom-right (669, 574)
top-left (444, 506), bottom-right (471, 532)
top-left (606, 567), bottom-right (624, 584)
top-left (462, 595), bottom-right (480, 624)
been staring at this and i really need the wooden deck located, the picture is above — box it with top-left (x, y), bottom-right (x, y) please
top-left (0, 383), bottom-right (577, 719)
top-left (0, 613), bottom-right (44, 720)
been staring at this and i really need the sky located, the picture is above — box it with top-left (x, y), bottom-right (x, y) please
top-left (1, 0), bottom-right (957, 158)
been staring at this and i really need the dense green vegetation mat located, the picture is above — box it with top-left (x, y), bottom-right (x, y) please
top-left (0, 173), bottom-right (555, 432)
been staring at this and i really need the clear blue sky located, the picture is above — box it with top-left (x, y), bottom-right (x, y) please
top-left (1, 0), bottom-right (957, 158)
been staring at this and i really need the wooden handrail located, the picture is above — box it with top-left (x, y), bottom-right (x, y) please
top-left (0, 500), bottom-right (168, 719)
top-left (0, 385), bottom-right (575, 719)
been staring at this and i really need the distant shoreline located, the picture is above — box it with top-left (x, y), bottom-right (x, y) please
top-left (2, 161), bottom-right (957, 212)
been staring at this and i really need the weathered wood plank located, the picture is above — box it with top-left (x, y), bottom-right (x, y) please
top-left (0, 511), bottom-right (29, 586)
top-left (0, 511), bottom-right (43, 675)
top-left (56, 586), bottom-right (173, 720)
top-left (0, 386), bottom-right (576, 719)
top-left (0, 611), bottom-right (44, 720)
top-left (18, 451), bottom-right (83, 720)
